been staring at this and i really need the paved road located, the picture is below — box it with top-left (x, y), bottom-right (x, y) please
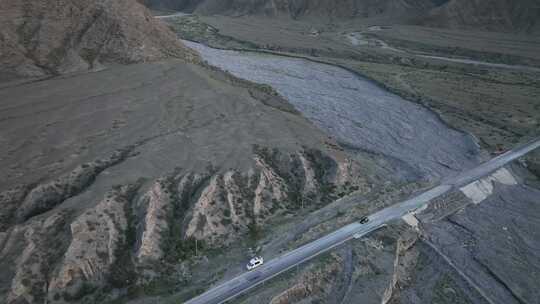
top-left (154, 12), bottom-right (189, 19)
top-left (185, 138), bottom-right (540, 304)
top-left (419, 55), bottom-right (540, 73)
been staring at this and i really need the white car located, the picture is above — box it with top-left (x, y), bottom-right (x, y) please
top-left (246, 256), bottom-right (264, 270)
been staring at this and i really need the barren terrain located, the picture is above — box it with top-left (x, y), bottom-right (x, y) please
top-left (1, 1), bottom-right (540, 304)
top-left (1, 53), bottom-right (405, 303)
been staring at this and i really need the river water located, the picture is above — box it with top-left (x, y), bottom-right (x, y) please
top-left (184, 40), bottom-right (480, 179)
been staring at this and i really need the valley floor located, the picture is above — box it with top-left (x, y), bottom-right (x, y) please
top-left (173, 14), bottom-right (540, 151)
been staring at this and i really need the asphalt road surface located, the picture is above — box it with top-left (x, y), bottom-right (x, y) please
top-left (154, 12), bottom-right (190, 19)
top-left (419, 55), bottom-right (540, 73)
top-left (185, 138), bottom-right (540, 304)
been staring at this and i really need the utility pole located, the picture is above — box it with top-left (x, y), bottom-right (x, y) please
top-left (195, 239), bottom-right (198, 257)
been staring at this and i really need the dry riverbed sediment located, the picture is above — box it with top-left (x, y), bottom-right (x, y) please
top-left (183, 40), bottom-right (480, 180)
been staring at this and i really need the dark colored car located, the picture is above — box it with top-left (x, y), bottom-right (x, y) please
top-left (359, 216), bottom-right (369, 224)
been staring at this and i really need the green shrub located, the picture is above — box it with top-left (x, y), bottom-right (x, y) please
top-left (221, 218), bottom-right (232, 226)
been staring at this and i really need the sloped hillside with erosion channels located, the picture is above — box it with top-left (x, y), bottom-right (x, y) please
top-left (0, 0), bottom-right (197, 79)
top-left (0, 1), bottom-right (377, 302)
top-left (1, 1), bottom-right (540, 304)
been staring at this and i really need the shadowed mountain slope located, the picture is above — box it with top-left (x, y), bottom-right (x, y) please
top-left (422, 0), bottom-right (540, 33)
top-left (144, 0), bottom-right (539, 33)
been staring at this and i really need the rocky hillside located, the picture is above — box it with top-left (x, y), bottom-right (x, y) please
top-left (423, 0), bottom-right (540, 33)
top-left (0, 146), bottom-right (366, 303)
top-left (0, 0), bottom-right (197, 78)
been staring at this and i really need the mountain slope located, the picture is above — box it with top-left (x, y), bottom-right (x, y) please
top-left (423, 0), bottom-right (540, 33)
top-left (0, 0), bottom-right (197, 78)
top-left (202, 0), bottom-right (437, 18)
top-left (142, 0), bottom-right (202, 11)
top-left (144, 0), bottom-right (539, 33)
top-left (144, 0), bottom-right (440, 19)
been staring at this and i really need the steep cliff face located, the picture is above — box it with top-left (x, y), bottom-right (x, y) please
top-left (423, 0), bottom-right (540, 33)
top-left (0, 0), bottom-right (197, 78)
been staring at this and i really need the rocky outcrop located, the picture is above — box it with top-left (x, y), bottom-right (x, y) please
top-left (48, 183), bottom-right (140, 299)
top-left (5, 211), bottom-right (72, 304)
top-left (0, 146), bottom-right (366, 302)
top-left (0, 184), bottom-right (141, 304)
top-left (0, 0), bottom-right (197, 78)
top-left (269, 253), bottom-right (343, 304)
top-left (131, 147), bottom-right (366, 265)
top-left (181, 148), bottom-right (364, 245)
top-left (135, 180), bottom-right (173, 262)
top-left (382, 231), bottom-right (419, 304)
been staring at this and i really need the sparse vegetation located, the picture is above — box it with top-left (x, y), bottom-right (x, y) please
top-left (2, 3), bottom-right (539, 304)
top-left (432, 274), bottom-right (472, 304)
top-left (166, 15), bottom-right (259, 50)
top-left (62, 282), bottom-right (97, 302)
top-left (161, 173), bottom-right (210, 264)
top-left (107, 181), bottom-right (144, 292)
top-left (247, 222), bottom-right (264, 247)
